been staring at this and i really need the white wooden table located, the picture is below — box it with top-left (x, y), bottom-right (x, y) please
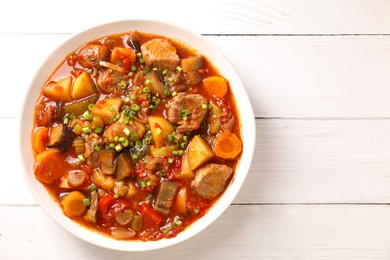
top-left (2, 0), bottom-right (390, 259)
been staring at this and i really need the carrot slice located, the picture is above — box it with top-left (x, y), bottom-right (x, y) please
top-left (32, 127), bottom-right (48, 155)
top-left (203, 76), bottom-right (228, 99)
top-left (214, 131), bottom-right (242, 159)
top-left (34, 149), bottom-right (66, 184)
top-left (62, 191), bottom-right (87, 218)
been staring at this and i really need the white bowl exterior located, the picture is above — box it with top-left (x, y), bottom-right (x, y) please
top-left (20, 20), bottom-right (256, 251)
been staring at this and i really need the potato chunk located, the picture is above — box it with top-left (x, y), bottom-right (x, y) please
top-left (91, 97), bottom-right (122, 125)
top-left (72, 71), bottom-right (97, 100)
top-left (187, 135), bottom-right (214, 171)
top-left (148, 116), bottom-right (174, 148)
top-left (43, 76), bottom-right (73, 102)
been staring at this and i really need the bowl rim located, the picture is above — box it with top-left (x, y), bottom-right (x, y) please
top-left (19, 19), bottom-right (256, 251)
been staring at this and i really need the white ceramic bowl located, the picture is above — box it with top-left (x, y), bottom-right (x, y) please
top-left (20, 20), bottom-right (256, 251)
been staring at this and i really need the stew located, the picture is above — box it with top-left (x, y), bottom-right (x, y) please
top-left (32, 31), bottom-right (242, 241)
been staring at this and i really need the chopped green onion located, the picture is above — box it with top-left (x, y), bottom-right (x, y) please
top-left (114, 136), bottom-right (119, 142)
top-left (176, 220), bottom-right (183, 226)
top-left (131, 93), bottom-right (137, 100)
top-left (132, 154), bottom-right (138, 160)
top-left (88, 104), bottom-right (94, 110)
top-left (122, 138), bottom-right (129, 147)
top-left (118, 80), bottom-right (127, 89)
top-left (172, 91), bottom-right (177, 97)
top-left (131, 65), bottom-right (137, 72)
top-left (180, 142), bottom-right (187, 149)
top-left (162, 69), bottom-right (169, 75)
top-left (129, 132), bottom-right (139, 140)
top-left (128, 72), bottom-right (134, 77)
top-left (69, 114), bottom-right (76, 120)
top-left (182, 116), bottom-right (188, 121)
top-left (95, 127), bottom-right (103, 134)
top-left (202, 104), bottom-right (208, 109)
top-left (115, 144), bottom-right (123, 152)
top-left (94, 145), bottom-right (101, 152)
top-left (82, 198), bottom-right (91, 206)
top-left (63, 117), bottom-right (69, 125)
top-left (131, 104), bottom-right (140, 111)
top-left (178, 150), bottom-right (184, 155)
top-left (138, 58), bottom-right (144, 64)
top-left (143, 87), bottom-right (151, 93)
top-left (78, 154), bottom-right (85, 162)
top-left (172, 150), bottom-right (179, 156)
top-left (167, 77), bottom-right (174, 82)
top-left (142, 69), bottom-right (149, 75)
top-left (144, 79), bottom-right (151, 85)
top-left (181, 109), bottom-right (191, 117)
top-left (89, 184), bottom-right (96, 192)
top-left (82, 127), bottom-right (92, 134)
top-left (114, 193), bottom-right (119, 199)
top-left (118, 137), bottom-right (125, 142)
top-left (135, 140), bottom-right (142, 148)
top-left (112, 112), bottom-right (120, 122)
top-left (167, 135), bottom-right (173, 142)
top-left (194, 208), bottom-right (200, 214)
top-left (136, 52), bottom-right (142, 58)
top-left (141, 181), bottom-right (146, 188)
top-left (109, 143), bottom-right (115, 149)
top-left (145, 135), bottom-right (153, 144)
top-left (155, 128), bottom-right (162, 136)
top-left (183, 135), bottom-right (188, 142)
top-left (83, 111), bottom-right (91, 121)
top-left (163, 90), bottom-right (170, 96)
top-left (153, 67), bottom-right (158, 71)
top-left (168, 158), bottom-right (174, 164)
top-left (176, 66), bottom-right (182, 72)
top-left (146, 180), bottom-right (152, 186)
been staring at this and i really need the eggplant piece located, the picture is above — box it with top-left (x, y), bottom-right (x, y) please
top-left (115, 209), bottom-right (133, 226)
top-left (207, 102), bottom-right (222, 135)
top-left (115, 153), bottom-right (134, 181)
top-left (145, 71), bottom-right (167, 98)
top-left (98, 150), bottom-right (116, 175)
top-left (63, 95), bottom-right (99, 116)
top-left (154, 180), bottom-right (178, 215)
top-left (180, 55), bottom-right (204, 72)
top-left (127, 39), bottom-right (141, 53)
top-left (129, 139), bottom-right (150, 162)
top-left (86, 190), bottom-right (98, 223)
top-left (47, 124), bottom-right (75, 151)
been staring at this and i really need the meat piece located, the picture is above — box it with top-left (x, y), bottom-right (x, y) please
top-left (167, 93), bottom-right (208, 133)
top-left (191, 164), bottom-right (233, 199)
top-left (141, 39), bottom-right (180, 70)
top-left (180, 55), bottom-right (204, 72)
top-left (97, 69), bottom-right (127, 94)
top-left (78, 44), bottom-right (108, 68)
top-left (83, 133), bottom-right (102, 158)
top-left (103, 120), bottom-right (146, 144)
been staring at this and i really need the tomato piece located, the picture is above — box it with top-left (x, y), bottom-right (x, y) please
top-left (98, 193), bottom-right (115, 220)
top-left (139, 203), bottom-right (164, 226)
top-left (98, 193), bottom-right (129, 221)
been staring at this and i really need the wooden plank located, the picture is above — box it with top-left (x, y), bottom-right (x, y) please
top-left (6, 118), bottom-right (390, 205)
top-left (1, 0), bottom-right (390, 34)
top-left (1, 205), bottom-right (390, 259)
top-left (5, 34), bottom-right (390, 118)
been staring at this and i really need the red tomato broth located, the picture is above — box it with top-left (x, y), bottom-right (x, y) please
top-left (32, 30), bottom-right (242, 241)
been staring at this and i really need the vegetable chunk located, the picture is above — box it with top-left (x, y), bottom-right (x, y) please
top-left (72, 71), bottom-right (97, 100)
top-left (187, 135), bottom-right (214, 171)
